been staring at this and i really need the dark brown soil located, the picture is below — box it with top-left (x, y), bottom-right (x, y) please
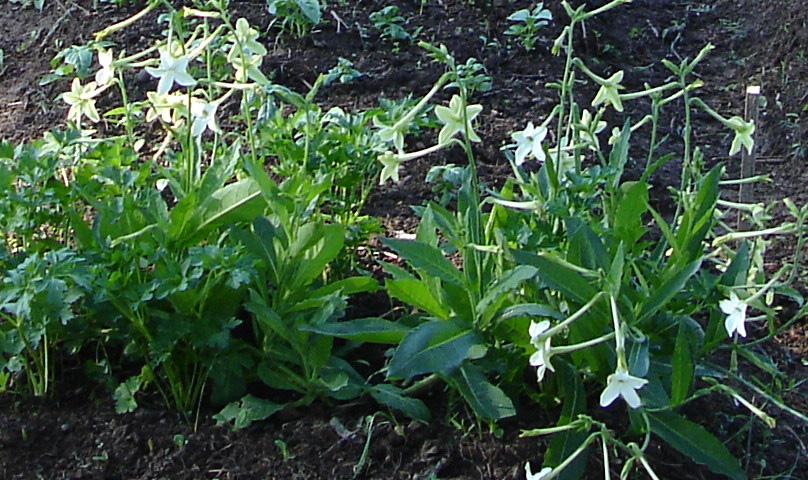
top-left (1, 0), bottom-right (807, 479)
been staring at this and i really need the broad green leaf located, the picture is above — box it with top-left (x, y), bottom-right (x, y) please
top-left (387, 321), bottom-right (478, 379)
top-left (614, 181), bottom-right (649, 247)
top-left (442, 281), bottom-right (474, 323)
top-left (670, 320), bottom-right (693, 404)
top-left (498, 303), bottom-right (564, 322)
top-left (382, 238), bottom-right (465, 286)
top-left (369, 384), bottom-right (430, 422)
top-left (477, 265), bottom-right (538, 323)
top-left (512, 250), bottom-right (599, 308)
top-left (566, 218), bottom-right (608, 271)
top-left (647, 411), bottom-right (745, 480)
top-left (113, 376), bottom-right (141, 414)
top-left (638, 259), bottom-right (701, 323)
top-left (386, 278), bottom-right (449, 319)
top-left (309, 277), bottom-right (379, 298)
top-left (214, 394), bottom-right (284, 430)
top-left (301, 317), bottom-right (411, 344)
top-left (448, 363), bottom-right (515, 420)
top-left (720, 241), bottom-right (749, 287)
top-left (607, 121), bottom-right (631, 189)
top-left (296, 0), bottom-right (321, 24)
top-left (294, 224), bottom-right (345, 287)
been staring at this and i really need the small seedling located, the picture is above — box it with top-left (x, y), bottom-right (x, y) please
top-left (505, 3), bottom-right (553, 51)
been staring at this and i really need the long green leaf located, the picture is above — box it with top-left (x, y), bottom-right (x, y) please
top-left (369, 384), bottom-right (430, 422)
top-left (386, 278), bottom-right (449, 319)
top-left (670, 320), bottom-right (693, 404)
top-left (301, 317), bottom-right (411, 344)
top-left (477, 265), bottom-right (538, 323)
top-left (638, 259), bottom-right (701, 323)
top-left (647, 411), bottom-right (746, 480)
top-left (387, 321), bottom-right (478, 379)
top-left (449, 363), bottom-right (515, 420)
top-left (382, 237), bottom-right (465, 286)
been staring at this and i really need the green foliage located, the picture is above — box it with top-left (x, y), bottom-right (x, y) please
top-left (369, 6), bottom-right (418, 44)
top-left (266, 0), bottom-right (323, 37)
top-left (505, 3), bottom-right (553, 51)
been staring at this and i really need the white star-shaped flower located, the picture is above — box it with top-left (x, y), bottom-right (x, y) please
top-left (191, 99), bottom-right (222, 137)
top-left (145, 47), bottom-right (197, 95)
top-left (719, 291), bottom-right (748, 337)
top-left (599, 367), bottom-right (648, 409)
top-left (512, 122), bottom-right (547, 166)
top-left (62, 78), bottom-right (101, 123)
top-left (434, 95), bottom-right (483, 145)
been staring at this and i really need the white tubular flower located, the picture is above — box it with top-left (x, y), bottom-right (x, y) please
top-left (145, 47), bottom-right (197, 95)
top-left (599, 367), bottom-right (648, 409)
top-left (434, 95), bottom-right (483, 145)
top-left (512, 122), bottom-right (547, 166)
top-left (719, 291), bottom-right (748, 337)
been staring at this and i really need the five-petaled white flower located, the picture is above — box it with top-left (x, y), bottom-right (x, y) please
top-left (591, 70), bottom-right (625, 112)
top-left (191, 99), bottom-right (222, 137)
top-left (62, 78), bottom-right (102, 123)
top-left (726, 116), bottom-right (755, 157)
top-left (600, 367), bottom-right (648, 409)
top-left (378, 151), bottom-right (402, 184)
top-left (512, 122), bottom-right (547, 166)
top-left (525, 462), bottom-right (552, 480)
top-left (434, 95), bottom-right (483, 145)
top-left (145, 48), bottom-right (197, 95)
top-left (719, 291), bottom-right (748, 337)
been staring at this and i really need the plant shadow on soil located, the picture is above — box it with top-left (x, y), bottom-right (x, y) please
top-left (1, 0), bottom-right (808, 479)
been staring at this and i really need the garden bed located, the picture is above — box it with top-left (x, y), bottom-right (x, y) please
top-left (1, 0), bottom-right (807, 479)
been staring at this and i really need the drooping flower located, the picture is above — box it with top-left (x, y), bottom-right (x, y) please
top-left (599, 367), bottom-right (648, 409)
top-left (191, 99), bottom-right (222, 137)
top-left (591, 70), bottom-right (625, 112)
top-left (229, 51), bottom-right (268, 84)
top-left (434, 95), bottom-right (483, 145)
top-left (145, 47), bottom-right (197, 95)
top-left (525, 462), bottom-right (552, 480)
top-left (95, 48), bottom-right (115, 87)
top-left (726, 116), bottom-right (755, 156)
top-left (233, 18), bottom-right (267, 56)
top-left (373, 117), bottom-right (407, 153)
top-left (62, 78), bottom-right (102, 123)
top-left (719, 291), bottom-right (748, 337)
top-left (528, 320), bottom-right (555, 382)
top-left (378, 151), bottom-right (402, 184)
top-left (512, 122), bottom-right (547, 166)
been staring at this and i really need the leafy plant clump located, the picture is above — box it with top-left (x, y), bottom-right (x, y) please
top-left (0, 0), bottom-right (806, 478)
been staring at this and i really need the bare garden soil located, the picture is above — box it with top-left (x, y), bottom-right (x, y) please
top-left (1, 0), bottom-right (808, 478)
